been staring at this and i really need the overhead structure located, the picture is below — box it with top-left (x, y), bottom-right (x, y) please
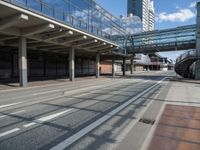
top-left (126, 25), bottom-right (196, 53)
top-left (0, 0), bottom-right (126, 86)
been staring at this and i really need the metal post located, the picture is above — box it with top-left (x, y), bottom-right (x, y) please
top-left (69, 47), bottom-right (75, 81)
top-left (157, 57), bottom-right (159, 71)
top-left (19, 37), bottom-right (28, 87)
top-left (123, 57), bottom-right (126, 76)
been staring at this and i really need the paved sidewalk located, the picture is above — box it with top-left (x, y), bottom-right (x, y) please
top-left (115, 77), bottom-right (200, 150)
top-left (146, 78), bottom-right (200, 150)
top-left (148, 104), bottom-right (200, 150)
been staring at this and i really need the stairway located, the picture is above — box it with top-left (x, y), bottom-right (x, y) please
top-left (175, 50), bottom-right (199, 78)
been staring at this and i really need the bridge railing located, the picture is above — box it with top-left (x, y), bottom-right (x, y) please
top-left (3, 0), bottom-right (126, 43)
top-left (176, 49), bottom-right (197, 63)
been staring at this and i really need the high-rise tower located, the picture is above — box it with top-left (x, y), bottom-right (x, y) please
top-left (127, 0), bottom-right (155, 31)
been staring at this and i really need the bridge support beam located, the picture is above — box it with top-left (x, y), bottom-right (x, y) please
top-left (19, 37), bottom-right (28, 87)
top-left (69, 47), bottom-right (75, 81)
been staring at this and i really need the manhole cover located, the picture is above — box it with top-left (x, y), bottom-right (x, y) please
top-left (139, 118), bottom-right (155, 125)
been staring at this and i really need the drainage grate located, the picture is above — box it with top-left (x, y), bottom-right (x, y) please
top-left (139, 118), bottom-right (155, 125)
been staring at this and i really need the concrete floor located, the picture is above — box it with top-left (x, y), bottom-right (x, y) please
top-left (0, 71), bottom-right (199, 150)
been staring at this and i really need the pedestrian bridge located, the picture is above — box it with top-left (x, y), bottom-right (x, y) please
top-left (126, 24), bottom-right (196, 54)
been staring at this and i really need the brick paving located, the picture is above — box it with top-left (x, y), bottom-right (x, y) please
top-left (148, 104), bottom-right (200, 150)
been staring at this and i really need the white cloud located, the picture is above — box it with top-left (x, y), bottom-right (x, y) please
top-left (190, 1), bottom-right (196, 8)
top-left (157, 9), bottom-right (195, 23)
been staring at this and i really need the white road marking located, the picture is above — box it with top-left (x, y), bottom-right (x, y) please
top-left (0, 110), bottom-right (26, 119)
top-left (0, 102), bottom-right (23, 109)
top-left (23, 109), bottom-right (72, 128)
top-left (0, 80), bottom-right (118, 102)
top-left (50, 77), bottom-right (168, 150)
top-left (0, 128), bottom-right (20, 138)
top-left (32, 89), bottom-right (63, 96)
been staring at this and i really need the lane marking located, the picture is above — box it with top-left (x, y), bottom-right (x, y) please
top-left (0, 110), bottom-right (26, 119)
top-left (0, 102), bottom-right (23, 109)
top-left (0, 79), bottom-right (121, 103)
top-left (50, 77), bottom-right (168, 150)
top-left (32, 89), bottom-right (63, 96)
top-left (0, 78), bottom-right (112, 93)
top-left (23, 109), bottom-right (72, 128)
top-left (0, 128), bottom-right (20, 138)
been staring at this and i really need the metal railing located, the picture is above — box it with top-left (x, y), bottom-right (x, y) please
top-left (176, 49), bottom-right (197, 63)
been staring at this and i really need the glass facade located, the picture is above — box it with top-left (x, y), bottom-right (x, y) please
top-left (6, 0), bottom-right (126, 43)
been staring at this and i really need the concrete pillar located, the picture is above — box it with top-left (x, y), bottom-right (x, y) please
top-left (96, 53), bottom-right (100, 78)
top-left (123, 57), bottom-right (126, 76)
top-left (195, 60), bottom-right (200, 80)
top-left (69, 47), bottom-right (75, 81)
top-left (19, 37), bottom-right (28, 87)
top-left (130, 58), bottom-right (134, 74)
top-left (112, 58), bottom-right (115, 77)
top-left (196, 2), bottom-right (200, 57)
top-left (194, 3), bottom-right (200, 79)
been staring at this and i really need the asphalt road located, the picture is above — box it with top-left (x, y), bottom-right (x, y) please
top-left (0, 71), bottom-right (173, 150)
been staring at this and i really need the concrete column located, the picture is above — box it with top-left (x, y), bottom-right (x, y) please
top-left (194, 3), bottom-right (200, 79)
top-left (96, 53), bottom-right (100, 78)
top-left (196, 2), bottom-right (200, 57)
top-left (19, 37), bottom-right (28, 87)
top-left (123, 57), bottom-right (126, 76)
top-left (130, 58), bottom-right (134, 74)
top-left (195, 60), bottom-right (200, 80)
top-left (112, 58), bottom-right (115, 77)
top-left (69, 47), bottom-right (75, 81)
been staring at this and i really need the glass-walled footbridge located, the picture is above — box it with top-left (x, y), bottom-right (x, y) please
top-left (126, 24), bottom-right (196, 54)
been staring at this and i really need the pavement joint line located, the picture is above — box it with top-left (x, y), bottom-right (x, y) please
top-left (0, 79), bottom-right (128, 111)
top-left (0, 102), bottom-right (23, 109)
top-left (0, 110), bottom-right (26, 119)
top-left (50, 77), bottom-right (168, 150)
top-left (140, 101), bottom-right (166, 150)
top-left (0, 79), bottom-right (124, 102)
top-left (23, 109), bottom-right (73, 128)
top-left (32, 89), bottom-right (64, 96)
top-left (63, 80), bottom-right (130, 96)
top-left (0, 128), bottom-right (20, 138)
top-left (0, 78), bottom-right (112, 93)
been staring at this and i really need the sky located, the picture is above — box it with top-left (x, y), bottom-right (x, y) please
top-left (96, 0), bottom-right (199, 61)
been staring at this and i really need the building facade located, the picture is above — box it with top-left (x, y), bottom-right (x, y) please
top-left (127, 0), bottom-right (155, 32)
